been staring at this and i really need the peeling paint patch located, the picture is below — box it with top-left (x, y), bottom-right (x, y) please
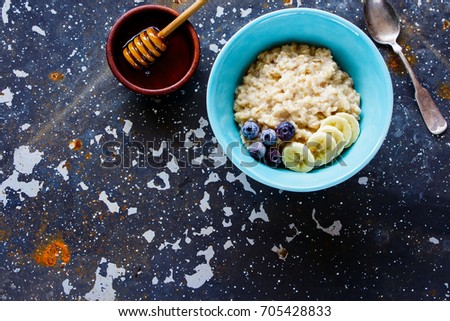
top-left (2, 0), bottom-right (11, 24)
top-left (429, 237), bottom-right (439, 244)
top-left (226, 172), bottom-right (256, 194)
top-left (62, 279), bottom-right (74, 295)
top-left (240, 8), bottom-right (252, 17)
top-left (147, 172), bottom-right (170, 190)
top-left (185, 246), bottom-right (214, 289)
top-left (249, 203), bottom-right (269, 223)
top-left (0, 87), bottom-right (13, 106)
top-left (99, 191), bottom-right (120, 213)
top-left (142, 229), bottom-right (155, 243)
top-left (13, 70), bottom-right (29, 78)
top-left (85, 258), bottom-right (125, 301)
top-left (14, 146), bottom-right (43, 174)
top-left (358, 177), bottom-right (368, 185)
top-left (56, 160), bottom-right (69, 181)
top-left (123, 120), bottom-right (133, 135)
top-left (32, 25), bottom-right (46, 36)
top-left (1, 146), bottom-right (44, 206)
top-left (199, 191), bottom-right (211, 212)
top-left (311, 209), bottom-right (342, 236)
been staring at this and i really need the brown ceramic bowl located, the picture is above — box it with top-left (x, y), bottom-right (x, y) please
top-left (106, 5), bottom-right (200, 95)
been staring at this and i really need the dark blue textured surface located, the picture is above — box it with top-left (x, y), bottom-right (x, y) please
top-left (0, 0), bottom-right (449, 300)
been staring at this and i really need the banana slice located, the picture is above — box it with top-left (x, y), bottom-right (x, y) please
top-left (306, 131), bottom-right (337, 166)
top-left (320, 115), bottom-right (352, 145)
top-left (282, 142), bottom-right (315, 173)
top-left (336, 112), bottom-right (360, 147)
top-left (318, 125), bottom-right (346, 156)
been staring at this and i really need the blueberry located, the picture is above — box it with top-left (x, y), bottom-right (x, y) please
top-left (264, 148), bottom-right (282, 167)
top-left (276, 121), bottom-right (295, 141)
top-left (241, 121), bottom-right (260, 140)
top-left (260, 128), bottom-right (277, 146)
top-left (247, 142), bottom-right (266, 160)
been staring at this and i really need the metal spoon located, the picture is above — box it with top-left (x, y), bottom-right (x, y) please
top-left (364, 0), bottom-right (447, 135)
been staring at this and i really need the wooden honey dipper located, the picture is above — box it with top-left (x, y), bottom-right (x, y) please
top-left (123, 0), bottom-right (208, 70)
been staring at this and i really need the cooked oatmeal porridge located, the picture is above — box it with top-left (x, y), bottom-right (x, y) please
top-left (234, 43), bottom-right (361, 144)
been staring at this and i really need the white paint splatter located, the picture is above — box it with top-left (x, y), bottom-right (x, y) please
top-left (185, 246), bottom-right (214, 289)
top-left (13, 70), bottom-right (29, 78)
top-left (2, 0), bottom-right (11, 24)
top-left (25, 1), bottom-right (31, 11)
top-left (123, 120), bottom-right (133, 135)
top-left (159, 238), bottom-right (182, 251)
top-left (216, 6), bottom-right (224, 17)
top-left (20, 123), bottom-right (31, 131)
top-left (1, 87), bottom-right (14, 106)
top-left (142, 229), bottom-right (155, 243)
top-left (226, 172), bottom-right (256, 194)
top-left (56, 160), bottom-right (69, 181)
top-left (62, 279), bottom-right (74, 295)
top-left (429, 237), bottom-right (439, 244)
top-left (246, 237), bottom-right (255, 245)
top-left (13, 146), bottom-right (43, 174)
top-left (0, 171), bottom-right (43, 206)
top-left (224, 240), bottom-right (233, 250)
top-left (223, 207), bottom-right (233, 216)
top-left (147, 172), bottom-right (170, 190)
top-left (127, 207), bottom-right (137, 216)
top-left (222, 218), bottom-right (232, 228)
top-left (286, 223), bottom-right (301, 243)
top-left (94, 134), bottom-right (103, 144)
top-left (152, 276), bottom-right (158, 285)
top-left (105, 126), bottom-right (118, 139)
top-left (311, 209), bottom-right (342, 236)
top-left (99, 191), bottom-right (120, 213)
top-left (358, 177), bottom-right (368, 185)
top-left (209, 44), bottom-right (219, 53)
top-left (85, 258), bottom-right (125, 301)
top-left (164, 268), bottom-right (175, 284)
top-left (249, 203), bottom-right (269, 223)
top-left (32, 25), bottom-right (46, 36)
top-left (166, 154), bottom-right (179, 173)
top-left (199, 191), bottom-right (211, 212)
top-left (78, 181), bottom-right (89, 190)
top-left (204, 172), bottom-right (220, 185)
top-left (193, 226), bottom-right (215, 237)
top-left (240, 8), bottom-right (252, 17)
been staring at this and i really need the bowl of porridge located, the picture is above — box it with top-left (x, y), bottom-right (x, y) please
top-left (207, 8), bottom-right (393, 192)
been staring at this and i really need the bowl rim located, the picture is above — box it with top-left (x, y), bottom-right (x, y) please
top-left (106, 4), bottom-right (201, 95)
top-left (206, 8), bottom-right (393, 192)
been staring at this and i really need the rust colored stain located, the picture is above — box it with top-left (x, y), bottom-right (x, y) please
top-left (0, 229), bottom-right (12, 242)
top-left (49, 72), bottom-right (65, 81)
top-left (387, 44), bottom-right (416, 74)
top-left (437, 83), bottom-right (450, 100)
top-left (34, 239), bottom-right (71, 267)
top-left (68, 139), bottom-right (83, 151)
top-left (443, 19), bottom-right (449, 31)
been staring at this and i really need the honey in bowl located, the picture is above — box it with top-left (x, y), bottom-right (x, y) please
top-left (106, 5), bottom-right (201, 95)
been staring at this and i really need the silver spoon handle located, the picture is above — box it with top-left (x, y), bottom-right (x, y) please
top-left (392, 43), bottom-right (447, 135)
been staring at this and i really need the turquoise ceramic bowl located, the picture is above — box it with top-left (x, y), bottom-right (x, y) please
top-left (207, 8), bottom-right (393, 192)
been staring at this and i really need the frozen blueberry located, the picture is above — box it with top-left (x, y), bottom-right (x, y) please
top-left (247, 142), bottom-right (266, 160)
top-left (241, 121), bottom-right (260, 140)
top-left (276, 121), bottom-right (295, 141)
top-left (264, 148), bottom-right (282, 167)
top-left (260, 128), bottom-right (277, 146)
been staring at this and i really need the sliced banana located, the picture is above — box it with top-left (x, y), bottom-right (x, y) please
top-left (282, 142), bottom-right (315, 173)
top-left (318, 125), bottom-right (346, 156)
top-left (307, 131), bottom-right (337, 166)
top-left (336, 112), bottom-right (360, 147)
top-left (320, 115), bottom-right (352, 145)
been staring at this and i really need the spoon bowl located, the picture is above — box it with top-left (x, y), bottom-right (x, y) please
top-left (364, 0), bottom-right (447, 135)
